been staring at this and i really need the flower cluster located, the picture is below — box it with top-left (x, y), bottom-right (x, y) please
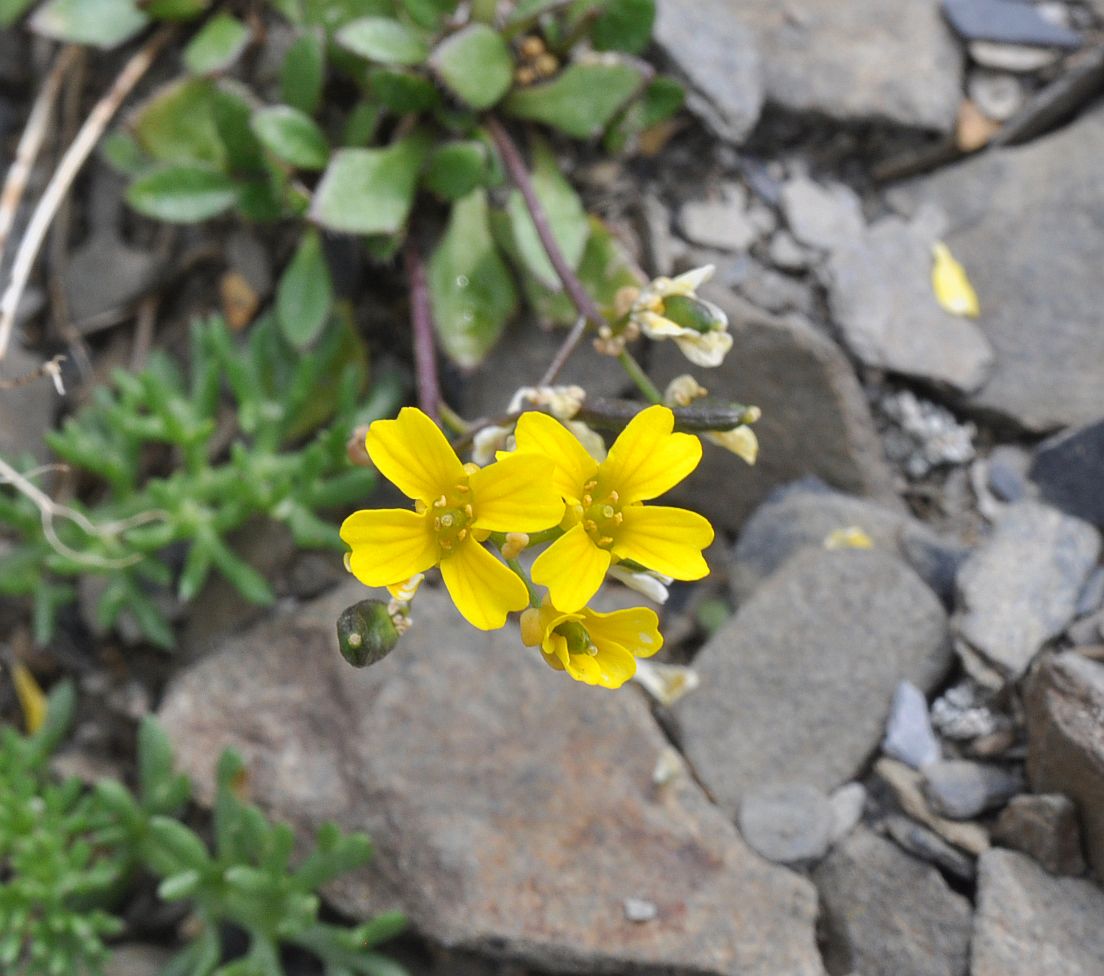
top-left (340, 405), bottom-right (713, 689)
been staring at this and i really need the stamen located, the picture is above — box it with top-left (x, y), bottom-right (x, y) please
top-left (434, 495), bottom-right (447, 508)
top-left (613, 512), bottom-right (623, 525)
top-left (609, 490), bottom-right (619, 502)
top-left (598, 535), bottom-right (614, 546)
top-left (457, 529), bottom-right (468, 541)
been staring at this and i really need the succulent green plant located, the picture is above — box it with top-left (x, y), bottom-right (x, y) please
top-left (0, 681), bottom-right (407, 976)
top-left (0, 312), bottom-right (399, 648)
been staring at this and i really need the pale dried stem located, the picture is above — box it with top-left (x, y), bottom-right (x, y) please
top-left (0, 45), bottom-right (81, 266)
top-left (0, 26), bottom-right (175, 363)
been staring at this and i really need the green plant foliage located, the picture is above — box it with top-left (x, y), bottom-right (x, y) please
top-left (0, 683), bottom-right (407, 976)
top-left (183, 14), bottom-right (252, 75)
top-left (0, 315), bottom-right (399, 648)
top-left (251, 105), bottom-right (331, 171)
top-left (29, 0), bottom-right (148, 48)
top-left (280, 29), bottom-right (326, 114)
top-left (276, 230), bottom-right (334, 348)
top-left (335, 16), bottom-right (429, 66)
top-left (429, 23), bottom-right (513, 110)
top-left (126, 165), bottom-right (240, 223)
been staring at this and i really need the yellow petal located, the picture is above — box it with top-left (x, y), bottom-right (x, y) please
top-left (600, 405), bottom-right (702, 503)
top-left (540, 634), bottom-right (570, 672)
top-left (931, 242), bottom-right (980, 318)
top-left (12, 662), bottom-right (46, 734)
top-left (341, 508), bottom-right (439, 587)
top-left (563, 642), bottom-right (638, 689)
top-left (531, 524), bottom-right (610, 612)
top-left (366, 407), bottom-right (467, 503)
top-left (823, 526), bottom-right (874, 550)
top-left (706, 425), bottom-right (758, 464)
top-left (468, 453), bottom-right (565, 533)
top-left (584, 606), bottom-right (663, 660)
top-left (511, 411), bottom-right (598, 502)
top-left (612, 505), bottom-right (713, 580)
top-left (439, 539), bottom-right (530, 630)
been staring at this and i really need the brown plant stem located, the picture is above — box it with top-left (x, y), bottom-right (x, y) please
top-left (0, 26), bottom-right (175, 362)
top-left (485, 115), bottom-right (605, 383)
top-left (404, 238), bottom-right (441, 422)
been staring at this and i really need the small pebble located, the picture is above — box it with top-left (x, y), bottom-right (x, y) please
top-left (829, 782), bottom-right (867, 844)
top-left (623, 897), bottom-right (658, 923)
top-left (883, 814), bottom-right (976, 883)
top-left (922, 760), bottom-right (1023, 820)
top-left (883, 681), bottom-right (941, 769)
top-left (738, 783), bottom-right (834, 866)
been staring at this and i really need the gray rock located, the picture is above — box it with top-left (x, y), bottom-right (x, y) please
top-left (954, 502), bottom-right (1101, 678)
top-left (942, 0), bottom-right (1081, 48)
top-left (993, 793), bottom-right (1087, 876)
top-left (967, 69), bottom-right (1026, 122)
top-left (1076, 567), bottom-right (1104, 617)
top-left (1025, 652), bottom-right (1104, 878)
top-left (654, 0), bottom-right (763, 142)
top-left (968, 40), bottom-right (1062, 72)
top-left (722, 258), bottom-right (817, 316)
top-left (1029, 418), bottom-right (1104, 528)
top-left (922, 760), bottom-right (1023, 820)
top-left (737, 783), bottom-right (834, 866)
top-left (0, 343), bottom-right (56, 462)
top-left (828, 782), bottom-right (867, 844)
top-left (731, 480), bottom-right (965, 605)
top-left (105, 944), bottom-right (174, 976)
top-left (884, 681), bottom-right (942, 769)
top-left (650, 294), bottom-right (899, 533)
top-left (971, 849), bottom-right (1104, 975)
top-left (679, 0), bottom-right (962, 131)
top-left (986, 445), bottom-right (1031, 503)
top-left (159, 582), bottom-right (825, 976)
top-left (814, 827), bottom-right (973, 976)
top-left (768, 230), bottom-right (811, 271)
top-left (883, 815), bottom-right (977, 884)
top-left (779, 178), bottom-right (864, 252)
top-left (895, 107), bottom-right (1104, 431)
top-left (827, 215), bottom-right (994, 393)
top-left (880, 389), bottom-right (977, 479)
top-left (674, 548), bottom-right (952, 810)
top-left (679, 189), bottom-right (759, 252)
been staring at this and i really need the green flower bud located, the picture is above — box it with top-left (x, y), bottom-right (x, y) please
top-left (660, 294), bottom-right (726, 334)
top-left (336, 600), bottom-right (399, 668)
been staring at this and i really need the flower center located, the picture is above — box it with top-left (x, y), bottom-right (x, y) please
top-left (579, 479), bottom-right (622, 549)
top-left (431, 485), bottom-right (473, 555)
top-left (554, 620), bottom-right (598, 656)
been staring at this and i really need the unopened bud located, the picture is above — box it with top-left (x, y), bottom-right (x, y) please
top-left (501, 532), bottom-right (529, 560)
top-left (346, 425), bottom-right (372, 467)
top-left (337, 600), bottom-right (399, 668)
top-left (519, 35), bottom-right (545, 58)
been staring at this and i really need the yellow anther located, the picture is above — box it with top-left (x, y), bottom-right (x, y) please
top-left (609, 490), bottom-right (619, 503)
top-left (464, 503), bottom-right (473, 518)
top-left (613, 512), bottom-right (623, 525)
top-left (433, 517), bottom-right (442, 530)
top-left (457, 528), bottom-right (468, 542)
top-left (598, 535), bottom-right (614, 546)
top-left (582, 494), bottom-right (593, 507)
top-left (434, 495), bottom-right (447, 508)
top-left (584, 519), bottom-right (598, 533)
top-left (456, 483), bottom-right (470, 493)
top-left (584, 479), bottom-right (598, 492)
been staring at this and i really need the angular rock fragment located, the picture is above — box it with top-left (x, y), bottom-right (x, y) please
top-left (1029, 417), bottom-right (1104, 528)
top-left (737, 783), bottom-right (833, 866)
top-left (993, 793), bottom-right (1087, 876)
top-left (921, 759), bottom-right (1022, 820)
top-left (779, 178), bottom-right (864, 252)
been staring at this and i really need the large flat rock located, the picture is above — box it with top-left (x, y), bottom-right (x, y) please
top-left (159, 582), bottom-right (825, 976)
top-left (895, 108), bottom-right (1104, 431)
top-left (650, 295), bottom-right (899, 533)
top-left (1026, 652), bottom-right (1104, 879)
top-left (672, 548), bottom-right (952, 811)
top-left (971, 849), bottom-right (1104, 975)
top-left (659, 0), bottom-right (961, 132)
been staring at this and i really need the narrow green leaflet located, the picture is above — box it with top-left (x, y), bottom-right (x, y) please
top-left (335, 16), bottom-right (429, 65)
top-left (422, 141), bottom-right (488, 200)
top-left (251, 106), bottom-right (330, 170)
top-left (591, 0), bottom-right (655, 54)
top-left (276, 230), bottom-right (333, 348)
top-left (132, 79), bottom-right (228, 169)
top-left (428, 190), bottom-right (518, 368)
top-left (504, 137), bottom-right (588, 290)
top-left (144, 0), bottom-right (210, 17)
top-left (100, 131), bottom-right (152, 177)
top-left (126, 166), bottom-right (238, 223)
top-left (429, 23), bottom-right (513, 110)
top-left (310, 132), bottom-right (431, 235)
top-left (30, 0), bottom-right (148, 49)
top-left (502, 61), bottom-right (645, 139)
top-left (368, 68), bottom-right (441, 112)
top-left (184, 14), bottom-right (252, 75)
top-left (281, 30), bottom-right (326, 115)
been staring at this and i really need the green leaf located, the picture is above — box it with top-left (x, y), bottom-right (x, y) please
top-left (212, 83), bottom-right (267, 174)
top-left (158, 869), bottom-right (202, 901)
top-left (276, 230), bottom-right (333, 348)
top-left (251, 105), bottom-right (330, 170)
top-left (502, 60), bottom-right (645, 139)
top-left (428, 189), bottom-right (518, 368)
top-left (504, 136), bottom-right (588, 289)
top-left (343, 101), bottom-right (383, 147)
top-left (592, 0), bottom-right (654, 54)
top-left (100, 130), bottom-right (152, 177)
top-left (368, 68), bottom-right (440, 112)
top-left (132, 78), bottom-right (228, 168)
top-left (429, 23), bottom-right (513, 110)
top-left (400, 0), bottom-right (458, 28)
top-left (207, 536), bottom-right (275, 605)
top-left (126, 166), bottom-right (238, 223)
top-left (302, 0), bottom-right (394, 30)
top-left (310, 132), bottom-right (431, 235)
top-left (29, 679), bottom-right (75, 760)
top-left (0, 0), bottom-right (36, 27)
top-left (422, 140), bottom-right (488, 200)
top-left (605, 74), bottom-right (684, 153)
top-left (30, 0), bottom-right (148, 49)
top-left (281, 30), bottom-right (326, 115)
top-left (335, 16), bottom-right (429, 65)
top-left (184, 13), bottom-right (252, 75)
top-left (137, 716), bottom-right (176, 803)
top-left (144, 0), bottom-right (210, 18)
top-left (146, 817), bottom-right (212, 875)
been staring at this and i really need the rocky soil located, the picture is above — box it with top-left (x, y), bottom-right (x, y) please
top-left (5, 1), bottom-right (1104, 974)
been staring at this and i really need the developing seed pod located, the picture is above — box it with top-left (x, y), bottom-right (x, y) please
top-left (336, 599), bottom-right (400, 668)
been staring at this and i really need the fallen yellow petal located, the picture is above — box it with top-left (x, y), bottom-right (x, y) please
top-left (823, 526), bottom-right (875, 550)
top-left (931, 242), bottom-right (980, 318)
top-left (12, 662), bottom-right (46, 734)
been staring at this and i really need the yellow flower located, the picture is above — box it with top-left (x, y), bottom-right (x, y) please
top-left (520, 598), bottom-right (663, 689)
top-left (341, 408), bottom-right (564, 630)
top-left (513, 404), bottom-right (714, 612)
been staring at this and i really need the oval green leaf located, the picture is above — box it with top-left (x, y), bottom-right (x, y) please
top-left (126, 166), bottom-right (238, 223)
top-left (276, 230), bottom-right (334, 349)
top-left (281, 30), bottom-right (326, 115)
top-left (502, 61), bottom-right (645, 139)
top-left (429, 23), bottom-right (513, 110)
top-left (183, 13), bottom-right (251, 75)
top-left (336, 16), bottom-right (429, 65)
top-left (251, 105), bottom-right (330, 171)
